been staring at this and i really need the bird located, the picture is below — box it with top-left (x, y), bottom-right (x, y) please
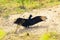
top-left (14, 15), bottom-right (47, 28)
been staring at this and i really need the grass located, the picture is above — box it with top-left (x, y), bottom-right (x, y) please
top-left (0, 28), bottom-right (7, 40)
top-left (38, 32), bottom-right (58, 40)
top-left (2, 32), bottom-right (60, 40)
top-left (0, 0), bottom-right (60, 18)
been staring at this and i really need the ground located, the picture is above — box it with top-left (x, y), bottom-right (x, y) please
top-left (0, 5), bottom-right (60, 40)
top-left (0, 0), bottom-right (60, 40)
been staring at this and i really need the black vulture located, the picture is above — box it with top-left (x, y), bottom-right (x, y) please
top-left (14, 15), bottom-right (47, 28)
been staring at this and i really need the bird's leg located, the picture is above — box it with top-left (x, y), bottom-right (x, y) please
top-left (15, 25), bottom-right (20, 34)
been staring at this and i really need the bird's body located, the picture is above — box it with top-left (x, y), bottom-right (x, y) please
top-left (14, 15), bottom-right (47, 28)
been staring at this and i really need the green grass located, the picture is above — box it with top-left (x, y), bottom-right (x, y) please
top-left (0, 0), bottom-right (60, 18)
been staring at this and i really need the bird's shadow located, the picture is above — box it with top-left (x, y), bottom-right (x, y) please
top-left (14, 15), bottom-right (47, 28)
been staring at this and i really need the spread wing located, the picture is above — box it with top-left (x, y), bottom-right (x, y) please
top-left (14, 18), bottom-right (27, 25)
top-left (30, 16), bottom-right (43, 25)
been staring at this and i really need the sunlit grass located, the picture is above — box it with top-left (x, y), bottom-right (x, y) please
top-left (0, 0), bottom-right (60, 17)
top-left (0, 28), bottom-right (7, 40)
top-left (38, 32), bottom-right (59, 40)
